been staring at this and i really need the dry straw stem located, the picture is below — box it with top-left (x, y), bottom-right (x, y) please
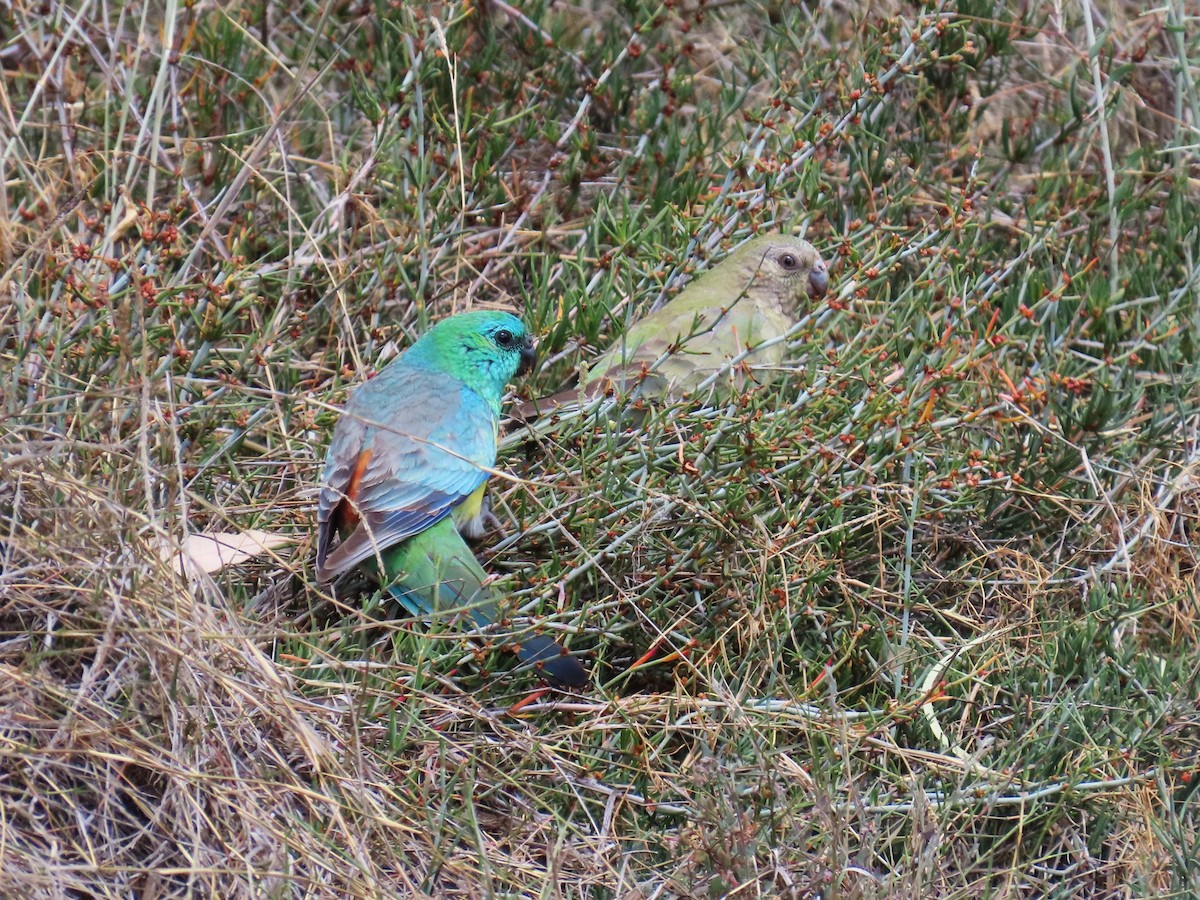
top-left (1, 461), bottom-right (425, 895)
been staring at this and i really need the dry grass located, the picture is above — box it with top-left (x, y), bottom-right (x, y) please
top-left (3, 0), bottom-right (1200, 896)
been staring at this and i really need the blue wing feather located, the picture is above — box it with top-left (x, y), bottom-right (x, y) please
top-left (316, 364), bottom-right (499, 581)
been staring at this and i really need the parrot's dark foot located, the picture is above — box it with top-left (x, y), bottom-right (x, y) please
top-left (460, 496), bottom-right (509, 541)
top-left (481, 506), bottom-right (508, 538)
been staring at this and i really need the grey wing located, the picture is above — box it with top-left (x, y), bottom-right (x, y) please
top-left (315, 367), bottom-right (497, 582)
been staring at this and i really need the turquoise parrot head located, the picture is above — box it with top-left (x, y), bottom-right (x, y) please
top-left (403, 310), bottom-right (535, 405)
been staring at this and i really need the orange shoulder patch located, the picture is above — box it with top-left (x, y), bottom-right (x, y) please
top-left (333, 448), bottom-right (372, 532)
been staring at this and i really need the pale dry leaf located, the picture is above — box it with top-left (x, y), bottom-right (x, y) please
top-left (167, 530), bottom-right (293, 575)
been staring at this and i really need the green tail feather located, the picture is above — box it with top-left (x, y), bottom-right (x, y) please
top-left (380, 518), bottom-right (587, 687)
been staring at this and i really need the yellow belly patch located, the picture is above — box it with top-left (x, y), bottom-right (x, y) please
top-left (452, 483), bottom-right (488, 538)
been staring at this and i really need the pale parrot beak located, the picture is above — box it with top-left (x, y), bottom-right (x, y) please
top-left (517, 336), bottom-right (537, 376)
top-left (808, 261), bottom-right (829, 299)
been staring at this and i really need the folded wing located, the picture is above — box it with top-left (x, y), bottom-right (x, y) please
top-left (316, 366), bottom-right (497, 582)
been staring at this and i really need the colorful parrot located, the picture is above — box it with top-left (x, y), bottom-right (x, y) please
top-left (316, 311), bottom-right (587, 687)
top-left (517, 234), bottom-right (828, 418)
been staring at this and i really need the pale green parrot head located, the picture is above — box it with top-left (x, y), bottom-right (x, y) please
top-left (403, 310), bottom-right (535, 403)
top-left (718, 234), bottom-right (829, 311)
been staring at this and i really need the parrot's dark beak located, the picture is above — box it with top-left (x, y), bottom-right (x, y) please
top-left (517, 336), bottom-right (537, 376)
top-left (808, 261), bottom-right (829, 299)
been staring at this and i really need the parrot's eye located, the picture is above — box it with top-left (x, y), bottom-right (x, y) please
top-left (494, 329), bottom-right (515, 348)
top-left (778, 253), bottom-right (799, 271)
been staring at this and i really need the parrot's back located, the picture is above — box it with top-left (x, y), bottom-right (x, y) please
top-left (584, 297), bottom-right (791, 398)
